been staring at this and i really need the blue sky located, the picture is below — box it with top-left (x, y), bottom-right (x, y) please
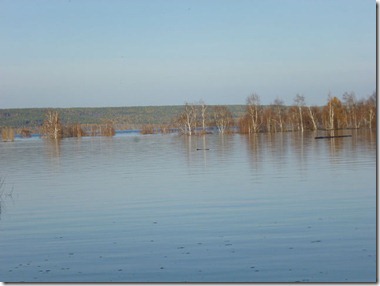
top-left (0, 0), bottom-right (376, 108)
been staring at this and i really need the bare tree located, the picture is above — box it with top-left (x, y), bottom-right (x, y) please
top-left (199, 100), bottom-right (208, 134)
top-left (246, 93), bottom-right (261, 133)
top-left (42, 110), bottom-right (63, 139)
top-left (1, 127), bottom-right (14, 142)
top-left (324, 94), bottom-right (344, 130)
top-left (364, 92), bottom-right (376, 129)
top-left (262, 107), bottom-right (275, 132)
top-left (272, 97), bottom-right (285, 132)
top-left (177, 103), bottom-right (197, 135)
top-left (294, 94), bottom-right (305, 132)
top-left (213, 106), bottom-right (234, 134)
top-left (342, 92), bottom-right (359, 128)
top-left (327, 94), bottom-right (335, 130)
top-left (307, 106), bottom-right (318, 131)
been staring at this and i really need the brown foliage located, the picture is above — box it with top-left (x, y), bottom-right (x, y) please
top-left (141, 124), bottom-right (155, 134)
top-left (20, 129), bottom-right (32, 138)
top-left (237, 92), bottom-right (376, 134)
top-left (1, 127), bottom-right (14, 142)
top-left (63, 124), bottom-right (86, 137)
top-left (322, 96), bottom-right (345, 130)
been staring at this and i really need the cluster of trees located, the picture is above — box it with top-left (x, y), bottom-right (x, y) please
top-left (172, 101), bottom-right (235, 135)
top-left (41, 110), bottom-right (115, 139)
top-left (1, 127), bottom-right (15, 142)
top-left (172, 92), bottom-right (376, 136)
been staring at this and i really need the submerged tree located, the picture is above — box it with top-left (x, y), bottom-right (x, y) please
top-left (272, 97), bottom-right (285, 132)
top-left (323, 95), bottom-right (345, 130)
top-left (246, 93), bottom-right (262, 133)
top-left (199, 100), bottom-right (208, 134)
top-left (100, 120), bottom-right (116, 136)
top-left (63, 123), bottom-right (86, 137)
top-left (213, 106), bottom-right (234, 134)
top-left (363, 92), bottom-right (376, 129)
top-left (20, 129), bottom-right (32, 138)
top-left (41, 110), bottom-right (63, 139)
top-left (306, 106), bottom-right (319, 131)
top-left (1, 127), bottom-right (15, 142)
top-left (294, 94), bottom-right (305, 132)
top-left (176, 103), bottom-right (197, 135)
top-left (342, 92), bottom-right (359, 128)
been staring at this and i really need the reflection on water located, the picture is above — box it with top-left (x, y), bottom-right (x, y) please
top-left (0, 130), bottom-right (376, 282)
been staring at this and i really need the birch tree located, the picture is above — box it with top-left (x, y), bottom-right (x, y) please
top-left (177, 103), bottom-right (197, 135)
top-left (307, 106), bottom-right (318, 131)
top-left (342, 92), bottom-right (359, 128)
top-left (199, 100), bottom-right (208, 133)
top-left (246, 93), bottom-right (261, 133)
top-left (213, 106), bottom-right (234, 134)
top-left (42, 110), bottom-right (63, 139)
top-left (273, 97), bottom-right (285, 132)
top-left (294, 94), bottom-right (305, 132)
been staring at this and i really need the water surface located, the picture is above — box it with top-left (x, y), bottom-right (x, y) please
top-left (0, 130), bottom-right (376, 282)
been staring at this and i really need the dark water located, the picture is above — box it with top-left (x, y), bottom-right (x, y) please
top-left (0, 130), bottom-right (376, 282)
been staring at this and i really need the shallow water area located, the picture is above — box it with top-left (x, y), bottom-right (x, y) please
top-left (0, 130), bottom-right (376, 282)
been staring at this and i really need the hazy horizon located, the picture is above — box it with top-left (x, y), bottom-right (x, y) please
top-left (0, 0), bottom-right (376, 109)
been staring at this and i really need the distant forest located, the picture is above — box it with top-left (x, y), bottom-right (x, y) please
top-left (0, 105), bottom-right (247, 130)
top-left (0, 91), bottom-right (376, 139)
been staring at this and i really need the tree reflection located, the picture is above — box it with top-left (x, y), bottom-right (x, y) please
top-left (44, 138), bottom-right (62, 158)
top-left (320, 130), bottom-right (350, 161)
top-left (265, 132), bottom-right (287, 171)
top-left (214, 134), bottom-right (234, 163)
top-left (43, 138), bottom-right (62, 172)
top-left (290, 131), bottom-right (308, 176)
top-left (243, 133), bottom-right (262, 172)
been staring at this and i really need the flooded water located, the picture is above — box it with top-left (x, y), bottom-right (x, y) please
top-left (0, 130), bottom-right (376, 282)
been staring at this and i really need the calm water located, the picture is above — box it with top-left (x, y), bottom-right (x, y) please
top-left (0, 130), bottom-right (376, 282)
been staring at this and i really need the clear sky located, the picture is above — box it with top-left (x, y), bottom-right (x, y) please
top-left (0, 0), bottom-right (376, 108)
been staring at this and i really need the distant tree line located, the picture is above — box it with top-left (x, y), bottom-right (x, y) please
top-left (0, 91), bottom-right (376, 139)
